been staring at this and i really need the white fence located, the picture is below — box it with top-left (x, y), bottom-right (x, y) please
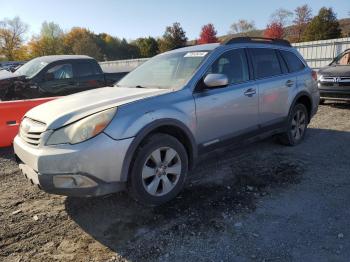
top-left (99, 58), bottom-right (148, 73)
top-left (293, 37), bottom-right (350, 69)
top-left (99, 37), bottom-right (350, 72)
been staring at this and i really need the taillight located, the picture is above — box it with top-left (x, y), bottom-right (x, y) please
top-left (311, 70), bottom-right (317, 81)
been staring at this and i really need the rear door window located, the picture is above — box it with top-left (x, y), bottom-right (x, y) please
top-left (280, 50), bottom-right (305, 73)
top-left (250, 48), bottom-right (282, 79)
top-left (76, 61), bottom-right (100, 77)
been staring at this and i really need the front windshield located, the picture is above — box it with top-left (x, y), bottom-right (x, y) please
top-left (117, 51), bottom-right (209, 89)
top-left (15, 58), bottom-right (48, 78)
top-left (331, 51), bottom-right (350, 65)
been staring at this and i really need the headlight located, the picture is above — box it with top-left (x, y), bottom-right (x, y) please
top-left (46, 108), bottom-right (117, 145)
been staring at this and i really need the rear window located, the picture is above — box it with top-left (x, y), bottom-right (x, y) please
top-left (280, 50), bottom-right (305, 73)
top-left (76, 61), bottom-right (101, 77)
top-left (250, 48), bottom-right (282, 79)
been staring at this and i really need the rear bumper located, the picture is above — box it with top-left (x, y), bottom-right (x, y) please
top-left (14, 133), bottom-right (134, 197)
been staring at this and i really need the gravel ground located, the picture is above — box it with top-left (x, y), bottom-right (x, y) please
top-left (1, 102), bottom-right (350, 262)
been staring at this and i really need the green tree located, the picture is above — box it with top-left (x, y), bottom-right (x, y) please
top-left (303, 7), bottom-right (341, 41)
top-left (134, 37), bottom-right (159, 57)
top-left (0, 16), bottom-right (28, 60)
top-left (28, 21), bottom-right (64, 57)
top-left (95, 34), bottom-right (141, 60)
top-left (96, 33), bottom-right (121, 60)
top-left (158, 22), bottom-right (187, 53)
top-left (119, 38), bottom-right (140, 59)
top-left (41, 21), bottom-right (64, 38)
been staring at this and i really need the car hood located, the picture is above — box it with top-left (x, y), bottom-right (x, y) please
top-left (25, 86), bottom-right (171, 129)
top-left (0, 70), bottom-right (25, 81)
top-left (318, 65), bottom-right (350, 77)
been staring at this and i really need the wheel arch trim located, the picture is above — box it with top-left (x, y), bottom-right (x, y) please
top-left (119, 118), bottom-right (198, 182)
top-left (289, 91), bottom-right (313, 121)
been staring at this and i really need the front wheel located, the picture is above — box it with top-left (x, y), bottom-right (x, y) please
top-left (128, 134), bottom-right (188, 206)
top-left (278, 103), bottom-right (309, 146)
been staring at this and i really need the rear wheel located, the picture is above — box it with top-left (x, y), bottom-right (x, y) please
top-left (128, 133), bottom-right (188, 206)
top-left (278, 103), bottom-right (309, 146)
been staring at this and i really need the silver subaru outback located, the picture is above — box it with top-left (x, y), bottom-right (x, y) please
top-left (14, 37), bottom-right (320, 206)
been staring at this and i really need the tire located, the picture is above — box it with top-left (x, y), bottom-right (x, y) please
top-left (278, 103), bottom-right (309, 146)
top-left (128, 133), bottom-right (188, 206)
top-left (319, 99), bottom-right (325, 105)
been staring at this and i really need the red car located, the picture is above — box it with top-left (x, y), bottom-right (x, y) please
top-left (0, 97), bottom-right (56, 147)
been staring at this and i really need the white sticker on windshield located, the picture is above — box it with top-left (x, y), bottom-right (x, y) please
top-left (184, 52), bottom-right (208, 57)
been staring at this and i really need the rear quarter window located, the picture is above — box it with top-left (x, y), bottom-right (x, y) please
top-left (280, 50), bottom-right (305, 73)
top-left (76, 61), bottom-right (101, 77)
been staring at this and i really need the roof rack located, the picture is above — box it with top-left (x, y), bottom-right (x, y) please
top-left (223, 37), bottom-right (291, 47)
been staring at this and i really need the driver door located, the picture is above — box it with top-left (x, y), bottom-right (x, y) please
top-left (39, 62), bottom-right (77, 97)
top-left (193, 48), bottom-right (259, 148)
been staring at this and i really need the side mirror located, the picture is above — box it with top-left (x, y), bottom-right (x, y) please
top-left (45, 72), bottom-right (54, 81)
top-left (203, 74), bottom-right (229, 88)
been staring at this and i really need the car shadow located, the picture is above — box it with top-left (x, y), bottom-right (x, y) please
top-left (64, 128), bottom-right (350, 260)
top-left (0, 146), bottom-right (15, 160)
top-left (322, 101), bottom-right (350, 109)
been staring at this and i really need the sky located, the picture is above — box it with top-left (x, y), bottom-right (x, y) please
top-left (1, 0), bottom-right (349, 41)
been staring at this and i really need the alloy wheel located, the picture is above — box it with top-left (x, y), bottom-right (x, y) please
top-left (141, 146), bottom-right (182, 196)
top-left (291, 109), bottom-right (307, 141)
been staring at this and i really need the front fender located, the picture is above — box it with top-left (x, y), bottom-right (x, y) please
top-left (104, 89), bottom-right (196, 140)
top-left (103, 89), bottom-right (197, 181)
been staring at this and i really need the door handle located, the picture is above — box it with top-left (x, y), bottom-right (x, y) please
top-left (6, 120), bottom-right (17, 126)
top-left (286, 80), bottom-right (294, 87)
top-left (244, 88), bottom-right (256, 97)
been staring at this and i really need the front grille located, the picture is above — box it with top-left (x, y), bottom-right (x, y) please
top-left (19, 118), bottom-right (46, 146)
top-left (320, 76), bottom-right (350, 87)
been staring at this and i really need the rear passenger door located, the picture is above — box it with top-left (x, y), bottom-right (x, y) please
top-left (194, 48), bottom-right (259, 147)
top-left (75, 60), bottom-right (106, 92)
top-left (249, 48), bottom-right (295, 126)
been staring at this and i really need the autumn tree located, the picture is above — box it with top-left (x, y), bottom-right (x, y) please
top-left (27, 21), bottom-right (64, 57)
top-left (270, 8), bottom-right (293, 27)
top-left (264, 22), bottom-right (284, 39)
top-left (197, 23), bottom-right (218, 44)
top-left (303, 7), bottom-right (341, 41)
top-left (134, 37), bottom-right (159, 57)
top-left (292, 5), bottom-right (313, 42)
top-left (229, 19), bottom-right (256, 35)
top-left (0, 17), bottom-right (28, 60)
top-left (63, 27), bottom-right (103, 60)
top-left (158, 22), bottom-right (187, 52)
